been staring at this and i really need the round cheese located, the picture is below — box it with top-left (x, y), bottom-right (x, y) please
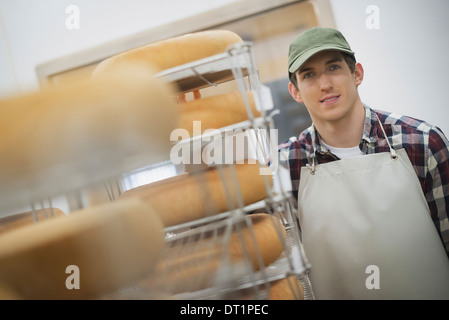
top-left (0, 199), bottom-right (166, 299)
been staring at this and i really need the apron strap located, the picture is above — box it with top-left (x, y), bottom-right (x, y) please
top-left (374, 113), bottom-right (397, 160)
top-left (306, 158), bottom-right (317, 175)
top-left (305, 124), bottom-right (318, 175)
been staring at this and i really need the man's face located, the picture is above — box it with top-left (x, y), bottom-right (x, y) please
top-left (289, 50), bottom-right (363, 125)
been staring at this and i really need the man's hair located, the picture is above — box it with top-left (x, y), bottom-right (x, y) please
top-left (289, 52), bottom-right (356, 90)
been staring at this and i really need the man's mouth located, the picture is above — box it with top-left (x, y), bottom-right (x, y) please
top-left (320, 95), bottom-right (340, 104)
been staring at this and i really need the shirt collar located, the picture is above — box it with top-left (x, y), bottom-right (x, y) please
top-left (310, 104), bottom-right (379, 157)
top-left (362, 104), bottom-right (380, 144)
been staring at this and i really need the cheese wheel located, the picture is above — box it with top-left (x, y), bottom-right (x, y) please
top-left (269, 275), bottom-right (304, 300)
top-left (0, 284), bottom-right (20, 300)
top-left (0, 63), bottom-right (177, 210)
top-left (227, 213), bottom-right (286, 268)
top-left (119, 162), bottom-right (272, 227)
top-left (178, 91), bottom-right (260, 136)
top-left (0, 208), bottom-right (65, 234)
top-left (144, 213), bottom-right (286, 294)
top-left (0, 199), bottom-right (165, 300)
top-left (93, 30), bottom-right (243, 76)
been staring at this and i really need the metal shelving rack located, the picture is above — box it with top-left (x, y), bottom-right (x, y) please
top-left (107, 41), bottom-right (315, 300)
top-left (0, 40), bottom-right (314, 300)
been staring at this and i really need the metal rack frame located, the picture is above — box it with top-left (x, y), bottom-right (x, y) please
top-left (110, 41), bottom-right (315, 300)
top-left (0, 40), bottom-right (315, 300)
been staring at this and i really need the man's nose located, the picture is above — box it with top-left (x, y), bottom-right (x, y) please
top-left (319, 73), bottom-right (332, 91)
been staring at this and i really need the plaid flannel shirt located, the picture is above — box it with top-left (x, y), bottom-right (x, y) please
top-left (278, 105), bottom-right (449, 255)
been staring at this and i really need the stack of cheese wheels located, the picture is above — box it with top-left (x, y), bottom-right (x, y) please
top-left (93, 30), bottom-right (254, 137)
top-left (178, 90), bottom-right (260, 136)
top-left (92, 30), bottom-right (243, 77)
top-left (0, 63), bottom-right (178, 210)
top-left (0, 208), bottom-right (65, 234)
top-left (119, 161), bottom-right (272, 227)
top-left (269, 275), bottom-right (305, 300)
top-left (142, 213), bottom-right (286, 294)
top-left (0, 199), bottom-right (165, 300)
top-left (93, 30), bottom-right (248, 140)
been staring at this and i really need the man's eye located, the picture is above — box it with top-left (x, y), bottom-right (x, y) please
top-left (330, 64), bottom-right (341, 71)
top-left (303, 72), bottom-right (314, 79)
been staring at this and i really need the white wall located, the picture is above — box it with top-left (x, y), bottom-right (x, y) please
top-left (329, 0), bottom-right (449, 135)
top-left (0, 0), bottom-right (238, 96)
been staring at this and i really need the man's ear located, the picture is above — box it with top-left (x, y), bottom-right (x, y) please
top-left (354, 62), bottom-right (364, 86)
top-left (288, 82), bottom-right (304, 103)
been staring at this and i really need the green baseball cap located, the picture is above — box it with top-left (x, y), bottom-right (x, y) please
top-left (288, 27), bottom-right (355, 74)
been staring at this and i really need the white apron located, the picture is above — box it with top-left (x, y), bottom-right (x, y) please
top-left (297, 118), bottom-right (449, 299)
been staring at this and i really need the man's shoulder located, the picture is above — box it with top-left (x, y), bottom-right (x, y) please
top-left (374, 108), bottom-right (436, 134)
top-left (370, 107), bottom-right (449, 157)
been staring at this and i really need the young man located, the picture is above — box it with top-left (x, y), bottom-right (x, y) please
top-left (279, 27), bottom-right (449, 299)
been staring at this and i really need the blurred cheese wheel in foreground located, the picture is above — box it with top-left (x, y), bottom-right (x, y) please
top-left (0, 283), bottom-right (20, 300)
top-left (0, 63), bottom-right (178, 211)
top-left (0, 199), bottom-right (165, 299)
